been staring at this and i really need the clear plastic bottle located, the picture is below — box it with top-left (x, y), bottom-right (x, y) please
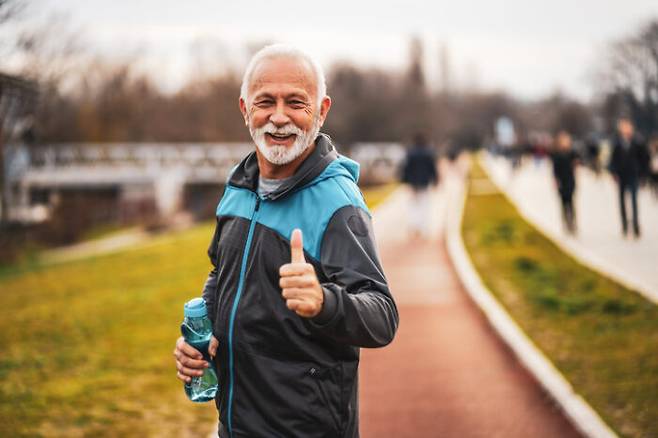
top-left (181, 297), bottom-right (218, 402)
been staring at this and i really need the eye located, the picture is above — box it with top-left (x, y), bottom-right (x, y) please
top-left (255, 99), bottom-right (274, 107)
top-left (289, 100), bottom-right (307, 109)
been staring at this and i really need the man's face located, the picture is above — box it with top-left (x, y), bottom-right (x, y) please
top-left (240, 56), bottom-right (331, 165)
top-left (618, 119), bottom-right (634, 140)
top-left (557, 132), bottom-right (571, 150)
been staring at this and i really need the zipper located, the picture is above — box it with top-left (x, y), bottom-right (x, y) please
top-left (227, 194), bottom-right (261, 437)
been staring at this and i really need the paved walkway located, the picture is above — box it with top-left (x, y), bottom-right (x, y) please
top-left (359, 162), bottom-right (579, 437)
top-left (38, 227), bottom-right (149, 265)
top-left (484, 154), bottom-right (658, 303)
top-left (37, 213), bottom-right (195, 265)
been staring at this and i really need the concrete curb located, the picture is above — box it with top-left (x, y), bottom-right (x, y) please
top-left (445, 178), bottom-right (618, 438)
top-left (482, 154), bottom-right (657, 305)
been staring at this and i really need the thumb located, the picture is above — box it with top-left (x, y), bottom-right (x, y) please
top-left (290, 228), bottom-right (305, 263)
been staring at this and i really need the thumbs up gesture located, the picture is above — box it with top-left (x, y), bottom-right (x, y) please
top-left (279, 229), bottom-right (324, 318)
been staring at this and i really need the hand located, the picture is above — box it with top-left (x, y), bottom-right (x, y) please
top-left (208, 335), bottom-right (219, 359)
top-left (173, 336), bottom-right (213, 383)
top-left (279, 229), bottom-right (324, 318)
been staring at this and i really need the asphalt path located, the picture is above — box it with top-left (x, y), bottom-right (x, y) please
top-left (359, 162), bottom-right (580, 437)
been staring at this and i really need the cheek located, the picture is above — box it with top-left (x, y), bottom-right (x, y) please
top-left (294, 111), bottom-right (315, 130)
top-left (249, 110), bottom-right (269, 126)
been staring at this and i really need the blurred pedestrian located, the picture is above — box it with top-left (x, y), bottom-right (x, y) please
top-left (532, 136), bottom-right (548, 168)
top-left (400, 133), bottom-right (438, 238)
top-left (550, 131), bottom-right (578, 234)
top-left (608, 117), bottom-right (650, 238)
top-left (510, 143), bottom-right (523, 171)
top-left (585, 133), bottom-right (601, 175)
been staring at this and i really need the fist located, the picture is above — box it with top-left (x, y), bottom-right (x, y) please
top-left (279, 229), bottom-right (323, 318)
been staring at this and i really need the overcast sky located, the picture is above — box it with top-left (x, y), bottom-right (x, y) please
top-left (9, 0), bottom-right (658, 100)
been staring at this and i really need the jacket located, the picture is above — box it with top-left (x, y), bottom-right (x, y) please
top-left (201, 133), bottom-right (399, 438)
top-left (609, 134), bottom-right (650, 183)
top-left (400, 145), bottom-right (438, 188)
top-left (550, 149), bottom-right (577, 195)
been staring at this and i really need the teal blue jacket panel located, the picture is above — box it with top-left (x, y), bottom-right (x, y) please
top-left (217, 155), bottom-right (369, 261)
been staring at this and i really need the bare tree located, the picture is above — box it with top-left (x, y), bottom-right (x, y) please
top-left (598, 19), bottom-right (658, 134)
top-left (13, 15), bottom-right (87, 85)
top-left (0, 0), bottom-right (24, 25)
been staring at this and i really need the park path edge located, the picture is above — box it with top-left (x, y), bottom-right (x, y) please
top-left (444, 169), bottom-right (618, 438)
top-left (481, 153), bottom-right (657, 305)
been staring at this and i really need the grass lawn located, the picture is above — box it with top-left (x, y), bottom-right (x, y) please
top-left (361, 182), bottom-right (399, 210)
top-left (462, 161), bottom-right (658, 438)
top-left (0, 184), bottom-right (395, 437)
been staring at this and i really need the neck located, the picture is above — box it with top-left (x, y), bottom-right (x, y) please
top-left (257, 141), bottom-right (316, 179)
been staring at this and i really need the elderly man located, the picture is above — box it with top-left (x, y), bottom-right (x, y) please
top-left (609, 117), bottom-right (650, 238)
top-left (173, 44), bottom-right (398, 438)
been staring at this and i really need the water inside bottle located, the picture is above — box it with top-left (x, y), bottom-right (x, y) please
top-left (185, 367), bottom-right (218, 402)
top-left (183, 316), bottom-right (213, 344)
top-left (181, 298), bottom-right (218, 402)
top-left (181, 314), bottom-right (217, 402)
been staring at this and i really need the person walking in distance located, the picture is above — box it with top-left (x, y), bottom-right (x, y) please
top-left (609, 117), bottom-right (650, 238)
top-left (550, 131), bottom-right (579, 235)
top-left (172, 44), bottom-right (398, 437)
top-left (400, 133), bottom-right (438, 239)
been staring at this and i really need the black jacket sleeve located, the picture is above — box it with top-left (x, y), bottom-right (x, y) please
top-left (307, 205), bottom-right (399, 348)
top-left (201, 219), bottom-right (220, 324)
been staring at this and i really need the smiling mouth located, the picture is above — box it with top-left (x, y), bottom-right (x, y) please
top-left (266, 133), bottom-right (296, 142)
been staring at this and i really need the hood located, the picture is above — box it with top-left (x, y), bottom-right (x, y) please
top-left (228, 133), bottom-right (358, 200)
top-left (310, 154), bottom-right (360, 186)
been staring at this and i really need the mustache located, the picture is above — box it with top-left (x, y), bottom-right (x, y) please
top-left (254, 122), bottom-right (304, 136)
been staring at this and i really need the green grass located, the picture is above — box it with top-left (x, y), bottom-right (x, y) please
top-left (362, 182), bottom-right (399, 210)
top-left (80, 223), bottom-right (136, 242)
top-left (0, 184), bottom-right (395, 437)
top-left (0, 223), bottom-right (219, 437)
top-left (462, 161), bottom-right (658, 438)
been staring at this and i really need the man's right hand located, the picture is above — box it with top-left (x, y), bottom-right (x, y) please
top-left (173, 335), bottom-right (219, 383)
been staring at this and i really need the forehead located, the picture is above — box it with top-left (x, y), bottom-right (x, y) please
top-left (249, 57), bottom-right (317, 98)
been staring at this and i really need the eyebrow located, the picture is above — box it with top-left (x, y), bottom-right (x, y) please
top-left (253, 91), bottom-right (310, 101)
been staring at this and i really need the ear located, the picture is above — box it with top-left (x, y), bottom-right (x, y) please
top-left (239, 97), bottom-right (249, 126)
top-left (318, 96), bottom-right (332, 127)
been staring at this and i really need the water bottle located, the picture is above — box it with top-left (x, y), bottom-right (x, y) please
top-left (181, 297), bottom-right (218, 402)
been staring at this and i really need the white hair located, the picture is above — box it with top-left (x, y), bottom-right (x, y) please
top-left (240, 44), bottom-right (327, 108)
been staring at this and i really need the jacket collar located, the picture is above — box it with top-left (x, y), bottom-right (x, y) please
top-left (228, 133), bottom-right (338, 200)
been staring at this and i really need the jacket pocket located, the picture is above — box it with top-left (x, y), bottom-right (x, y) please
top-left (232, 347), bottom-right (343, 438)
top-left (307, 363), bottom-right (343, 435)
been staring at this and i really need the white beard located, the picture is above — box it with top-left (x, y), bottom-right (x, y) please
top-left (250, 116), bottom-right (321, 165)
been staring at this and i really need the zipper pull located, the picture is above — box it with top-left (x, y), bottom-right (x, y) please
top-left (255, 197), bottom-right (261, 212)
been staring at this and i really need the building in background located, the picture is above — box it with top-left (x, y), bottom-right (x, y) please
top-left (0, 71), bottom-right (38, 224)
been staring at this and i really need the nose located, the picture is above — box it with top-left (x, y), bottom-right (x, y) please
top-left (269, 101), bottom-right (291, 127)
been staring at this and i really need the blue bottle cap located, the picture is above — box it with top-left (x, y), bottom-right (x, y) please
top-left (184, 297), bottom-right (208, 318)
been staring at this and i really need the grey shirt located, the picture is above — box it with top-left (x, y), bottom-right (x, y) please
top-left (258, 175), bottom-right (293, 198)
